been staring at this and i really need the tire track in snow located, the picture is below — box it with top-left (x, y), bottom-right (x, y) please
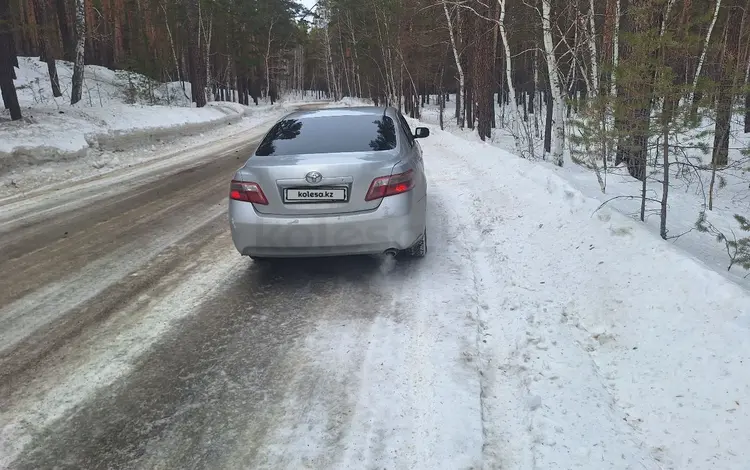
top-left (10, 256), bottom-right (398, 470)
top-left (0, 150), bottom-right (250, 376)
top-left (420, 134), bottom-right (663, 469)
top-left (234, 195), bottom-right (486, 470)
top-left (0, 227), bottom-right (244, 470)
top-left (268, 209), bottom-right (486, 470)
top-left (0, 132), bottom-right (266, 469)
top-left (424, 149), bottom-right (535, 469)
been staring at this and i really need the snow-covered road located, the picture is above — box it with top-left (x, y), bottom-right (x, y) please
top-left (1, 110), bottom-right (749, 470)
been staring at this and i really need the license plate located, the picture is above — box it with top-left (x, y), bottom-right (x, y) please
top-left (284, 187), bottom-right (348, 203)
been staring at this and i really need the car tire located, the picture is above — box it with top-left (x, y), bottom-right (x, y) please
top-left (408, 227), bottom-right (427, 257)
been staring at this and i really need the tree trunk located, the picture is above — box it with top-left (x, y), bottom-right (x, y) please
top-left (264, 19), bottom-right (275, 101)
top-left (497, 0), bottom-right (527, 155)
top-left (541, 0), bottom-right (565, 166)
top-left (439, 68), bottom-right (445, 130)
top-left (112, 0), bottom-right (124, 66)
top-left (491, 5), bottom-right (499, 131)
top-left (70, 0), bottom-right (86, 105)
top-left (587, 0), bottom-right (599, 97)
top-left (544, 89), bottom-right (553, 153)
top-left (713, 78), bottom-right (732, 166)
top-left (33, 0), bottom-right (62, 97)
top-left (611, 0), bottom-right (620, 96)
top-left (465, 81), bottom-right (474, 129)
top-left (55, 0), bottom-right (74, 60)
top-left (614, 0), bottom-right (656, 182)
top-left (712, 0), bottom-right (743, 166)
top-left (689, 0), bottom-right (722, 105)
top-left (0, 0), bottom-right (22, 120)
top-left (161, 3), bottom-right (181, 87)
top-left (186, 0), bottom-right (206, 107)
top-left (204, 14), bottom-right (213, 102)
top-left (660, 99), bottom-right (673, 239)
top-left (533, 50), bottom-right (540, 137)
top-left (347, 12), bottom-right (363, 97)
top-left (442, 0), bottom-right (465, 128)
top-left (338, 25), bottom-right (351, 97)
top-left (323, 19), bottom-right (338, 100)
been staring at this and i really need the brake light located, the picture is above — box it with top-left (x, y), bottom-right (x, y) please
top-left (365, 169), bottom-right (415, 201)
top-left (230, 180), bottom-right (268, 204)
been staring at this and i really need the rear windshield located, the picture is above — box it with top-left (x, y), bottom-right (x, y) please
top-left (255, 114), bottom-right (398, 156)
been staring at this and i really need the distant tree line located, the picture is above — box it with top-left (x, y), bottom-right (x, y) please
top-left (2, 0), bottom-right (749, 176)
top-left (1, 0), bottom-right (307, 117)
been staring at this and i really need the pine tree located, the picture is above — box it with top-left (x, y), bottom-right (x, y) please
top-left (696, 212), bottom-right (750, 272)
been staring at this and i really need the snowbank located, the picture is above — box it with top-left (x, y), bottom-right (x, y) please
top-left (1, 102), bottom-right (252, 173)
top-left (0, 57), bottom-right (326, 176)
top-left (412, 117), bottom-right (750, 469)
top-left (410, 95), bottom-right (750, 288)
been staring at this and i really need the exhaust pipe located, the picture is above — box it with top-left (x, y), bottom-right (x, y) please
top-left (379, 249), bottom-right (398, 274)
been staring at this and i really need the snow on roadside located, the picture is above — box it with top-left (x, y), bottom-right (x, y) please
top-left (412, 96), bottom-right (750, 288)
top-left (1, 56), bottom-right (329, 189)
top-left (411, 118), bottom-right (750, 469)
top-left (0, 102), bottom-right (311, 199)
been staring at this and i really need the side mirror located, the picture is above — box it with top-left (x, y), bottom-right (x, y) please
top-left (414, 127), bottom-right (430, 139)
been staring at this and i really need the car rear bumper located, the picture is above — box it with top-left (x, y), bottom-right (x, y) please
top-left (229, 193), bottom-right (426, 258)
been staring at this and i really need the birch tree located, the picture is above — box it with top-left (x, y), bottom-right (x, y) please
top-left (586, 0), bottom-right (599, 97)
top-left (608, 0), bottom-right (620, 97)
top-left (496, 0), bottom-right (527, 155)
top-left (70, 0), bottom-right (86, 105)
top-left (201, 3), bottom-right (213, 102)
top-left (442, 0), bottom-right (464, 128)
top-left (541, 0), bottom-right (565, 166)
top-left (689, 0), bottom-right (722, 105)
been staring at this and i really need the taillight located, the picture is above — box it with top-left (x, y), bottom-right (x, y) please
top-left (230, 180), bottom-right (268, 205)
top-left (365, 169), bottom-right (415, 201)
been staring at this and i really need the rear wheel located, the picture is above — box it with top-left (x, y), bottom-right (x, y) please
top-left (408, 227), bottom-right (427, 257)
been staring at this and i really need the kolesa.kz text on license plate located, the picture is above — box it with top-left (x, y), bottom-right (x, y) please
top-left (285, 187), bottom-right (347, 202)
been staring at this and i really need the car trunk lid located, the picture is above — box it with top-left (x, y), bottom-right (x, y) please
top-left (235, 151), bottom-right (401, 216)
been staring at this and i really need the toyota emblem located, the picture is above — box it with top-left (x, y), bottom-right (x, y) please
top-left (305, 171), bottom-right (323, 184)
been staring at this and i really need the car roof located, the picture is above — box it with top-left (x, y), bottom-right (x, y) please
top-left (281, 106), bottom-right (398, 121)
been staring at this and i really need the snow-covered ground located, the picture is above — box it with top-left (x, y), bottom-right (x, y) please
top-left (321, 97), bottom-right (750, 468)
top-left (411, 122), bottom-right (750, 469)
top-left (0, 57), bottom-right (328, 195)
top-left (4, 79), bottom-right (750, 468)
top-left (412, 95), bottom-right (750, 288)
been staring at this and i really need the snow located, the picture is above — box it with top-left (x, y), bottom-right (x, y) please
top-left (407, 117), bottom-right (750, 469)
top-left (4, 78), bottom-right (750, 468)
top-left (212, 101), bottom-right (748, 468)
top-left (0, 231), bottom-right (248, 469)
top-left (0, 57), bottom-right (328, 195)
top-left (412, 95), bottom-right (750, 288)
top-left (335, 96), bottom-right (750, 467)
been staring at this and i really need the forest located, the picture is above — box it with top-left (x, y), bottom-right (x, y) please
top-left (2, 0), bottom-right (750, 267)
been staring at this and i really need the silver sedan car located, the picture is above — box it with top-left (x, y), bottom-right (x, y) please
top-left (228, 106), bottom-right (429, 259)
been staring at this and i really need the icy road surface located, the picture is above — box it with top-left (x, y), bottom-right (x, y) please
top-left (0, 110), bottom-right (482, 470)
top-left (1, 109), bottom-right (749, 470)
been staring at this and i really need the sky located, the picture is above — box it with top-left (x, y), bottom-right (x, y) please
top-left (299, 0), bottom-right (317, 11)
